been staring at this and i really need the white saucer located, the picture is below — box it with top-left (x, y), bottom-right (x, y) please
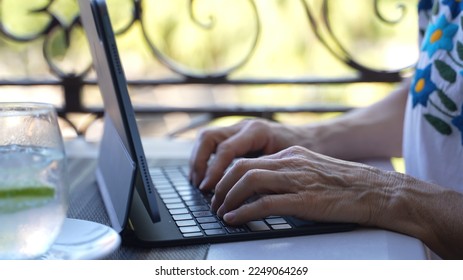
top-left (40, 218), bottom-right (121, 260)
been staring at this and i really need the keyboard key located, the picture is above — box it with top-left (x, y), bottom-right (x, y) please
top-left (172, 214), bottom-right (193, 221)
top-left (185, 200), bottom-right (204, 207)
top-left (175, 185), bottom-right (193, 191)
top-left (159, 193), bottom-right (179, 199)
top-left (192, 211), bottom-right (213, 218)
top-left (196, 216), bottom-right (217, 223)
top-left (289, 217), bottom-right (316, 227)
top-left (189, 205), bottom-right (209, 212)
top-left (167, 171), bottom-right (184, 177)
top-left (265, 217), bottom-right (287, 225)
top-left (165, 170), bottom-right (182, 176)
top-left (181, 194), bottom-right (203, 201)
top-left (204, 229), bottom-right (227, 236)
top-left (169, 208), bottom-right (188, 215)
top-left (166, 203), bottom-right (186, 209)
top-left (246, 220), bottom-right (270, 231)
top-left (171, 178), bottom-right (189, 185)
top-left (271, 224), bottom-right (292, 230)
top-left (225, 226), bottom-right (247, 234)
top-left (154, 182), bottom-right (172, 189)
top-left (172, 181), bottom-right (189, 187)
top-left (157, 188), bottom-right (176, 194)
top-left (179, 226), bottom-right (201, 233)
top-left (178, 190), bottom-right (199, 196)
top-left (200, 223), bottom-right (222, 230)
top-left (169, 171), bottom-right (185, 177)
top-left (149, 168), bottom-right (163, 175)
top-left (183, 232), bottom-right (204, 238)
top-left (176, 220), bottom-right (197, 227)
top-left (163, 198), bottom-right (182, 204)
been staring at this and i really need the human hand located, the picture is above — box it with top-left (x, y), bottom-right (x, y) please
top-left (211, 145), bottom-right (396, 227)
top-left (189, 119), bottom-right (308, 191)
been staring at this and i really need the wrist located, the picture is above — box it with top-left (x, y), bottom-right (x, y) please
top-left (371, 172), bottom-right (438, 242)
top-left (297, 121), bottom-right (351, 158)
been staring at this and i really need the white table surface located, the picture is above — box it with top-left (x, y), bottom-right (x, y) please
top-left (65, 137), bottom-right (429, 260)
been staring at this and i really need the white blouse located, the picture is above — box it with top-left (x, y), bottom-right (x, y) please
top-left (403, 0), bottom-right (463, 192)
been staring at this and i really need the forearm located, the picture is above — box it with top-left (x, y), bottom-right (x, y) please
top-left (372, 172), bottom-right (463, 259)
top-left (299, 79), bottom-right (410, 160)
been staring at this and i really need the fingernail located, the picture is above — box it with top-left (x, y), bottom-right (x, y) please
top-left (223, 211), bottom-right (236, 223)
top-left (217, 205), bottom-right (225, 218)
top-left (210, 195), bottom-right (216, 209)
top-left (198, 176), bottom-right (208, 190)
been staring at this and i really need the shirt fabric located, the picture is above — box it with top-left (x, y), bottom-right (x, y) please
top-left (403, 0), bottom-right (463, 192)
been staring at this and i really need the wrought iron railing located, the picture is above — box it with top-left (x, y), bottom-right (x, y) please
top-left (0, 0), bottom-right (417, 136)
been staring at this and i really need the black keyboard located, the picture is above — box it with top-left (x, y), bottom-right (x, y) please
top-left (149, 165), bottom-right (294, 238)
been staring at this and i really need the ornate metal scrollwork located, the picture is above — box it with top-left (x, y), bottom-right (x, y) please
top-left (302, 0), bottom-right (411, 82)
top-left (0, 0), bottom-right (414, 135)
top-left (374, 0), bottom-right (407, 25)
top-left (0, 1), bottom-right (92, 78)
top-left (137, 0), bottom-right (261, 81)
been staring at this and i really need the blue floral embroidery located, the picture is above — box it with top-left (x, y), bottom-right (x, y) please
top-left (412, 3), bottom-right (463, 145)
top-left (419, 0), bottom-right (434, 11)
top-left (451, 106), bottom-right (463, 144)
top-left (421, 15), bottom-right (459, 57)
top-left (442, 0), bottom-right (463, 19)
top-left (411, 64), bottom-right (437, 108)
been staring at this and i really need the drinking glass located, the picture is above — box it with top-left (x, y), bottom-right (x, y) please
top-left (0, 102), bottom-right (68, 259)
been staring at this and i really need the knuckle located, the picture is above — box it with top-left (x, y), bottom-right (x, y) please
top-left (216, 141), bottom-right (234, 153)
top-left (242, 168), bottom-right (262, 183)
top-left (279, 146), bottom-right (311, 160)
top-left (286, 145), bottom-right (306, 154)
top-left (244, 119), bottom-right (268, 131)
top-left (232, 158), bottom-right (250, 172)
top-left (231, 161), bottom-right (265, 185)
top-left (215, 142), bottom-right (237, 161)
top-left (197, 128), bottom-right (215, 143)
top-left (278, 146), bottom-right (307, 159)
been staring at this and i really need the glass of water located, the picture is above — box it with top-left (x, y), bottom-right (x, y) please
top-left (0, 102), bottom-right (68, 259)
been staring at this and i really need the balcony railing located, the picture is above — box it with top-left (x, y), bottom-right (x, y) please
top-left (0, 0), bottom-right (418, 137)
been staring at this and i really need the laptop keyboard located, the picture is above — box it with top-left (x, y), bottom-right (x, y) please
top-left (149, 165), bottom-right (294, 238)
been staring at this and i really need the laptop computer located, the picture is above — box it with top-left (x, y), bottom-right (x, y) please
top-left (78, 0), bottom-right (356, 247)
